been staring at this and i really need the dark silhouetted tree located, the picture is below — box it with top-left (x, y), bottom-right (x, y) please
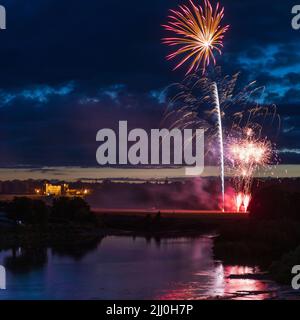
top-left (249, 187), bottom-right (300, 220)
top-left (51, 197), bottom-right (94, 223)
top-left (8, 197), bottom-right (49, 225)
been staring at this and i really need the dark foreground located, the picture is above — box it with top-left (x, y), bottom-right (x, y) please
top-left (1, 197), bottom-right (300, 297)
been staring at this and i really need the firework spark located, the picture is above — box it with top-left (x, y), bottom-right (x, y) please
top-left (163, 0), bottom-right (229, 74)
top-left (163, 71), bottom-right (279, 212)
top-left (212, 82), bottom-right (225, 211)
top-left (162, 2), bottom-right (279, 213)
top-left (234, 193), bottom-right (251, 213)
top-left (229, 140), bottom-right (271, 167)
top-left (235, 192), bottom-right (243, 212)
top-left (227, 132), bottom-right (274, 212)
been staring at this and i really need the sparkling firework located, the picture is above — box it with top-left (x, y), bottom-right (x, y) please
top-left (211, 82), bottom-right (225, 211)
top-left (162, 0), bottom-right (229, 74)
top-left (243, 194), bottom-right (251, 213)
top-left (227, 130), bottom-right (275, 212)
top-left (229, 140), bottom-right (272, 167)
top-left (163, 70), bottom-right (280, 212)
top-left (162, 1), bottom-right (279, 212)
top-left (235, 192), bottom-right (243, 213)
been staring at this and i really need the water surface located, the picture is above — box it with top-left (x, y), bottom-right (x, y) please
top-left (0, 236), bottom-right (296, 300)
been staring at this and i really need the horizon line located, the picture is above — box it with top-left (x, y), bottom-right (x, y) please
top-left (0, 165), bottom-right (299, 182)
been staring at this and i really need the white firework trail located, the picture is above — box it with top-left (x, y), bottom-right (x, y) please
top-left (212, 82), bottom-right (225, 211)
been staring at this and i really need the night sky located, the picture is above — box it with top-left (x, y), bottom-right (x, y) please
top-left (0, 0), bottom-right (299, 167)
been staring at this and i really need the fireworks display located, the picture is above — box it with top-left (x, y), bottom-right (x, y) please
top-left (162, 1), bottom-right (279, 213)
top-left (163, 70), bottom-right (279, 212)
top-left (163, 0), bottom-right (229, 74)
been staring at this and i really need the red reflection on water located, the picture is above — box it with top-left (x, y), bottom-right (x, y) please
top-left (156, 265), bottom-right (277, 300)
top-left (223, 266), bottom-right (276, 300)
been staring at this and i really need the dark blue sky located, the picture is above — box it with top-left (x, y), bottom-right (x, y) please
top-left (0, 0), bottom-right (299, 166)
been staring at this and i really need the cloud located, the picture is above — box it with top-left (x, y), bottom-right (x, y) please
top-left (280, 148), bottom-right (300, 155)
top-left (0, 82), bottom-right (75, 106)
top-left (0, 83), bottom-right (166, 166)
top-left (0, 0), bottom-right (299, 166)
top-left (0, 0), bottom-right (298, 92)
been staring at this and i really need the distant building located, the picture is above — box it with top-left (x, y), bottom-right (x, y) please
top-left (37, 183), bottom-right (90, 197)
top-left (45, 183), bottom-right (62, 196)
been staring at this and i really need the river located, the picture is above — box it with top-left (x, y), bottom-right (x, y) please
top-left (0, 235), bottom-right (297, 300)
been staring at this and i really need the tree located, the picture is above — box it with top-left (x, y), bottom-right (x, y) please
top-left (249, 187), bottom-right (300, 220)
top-left (51, 197), bottom-right (94, 223)
top-left (8, 197), bottom-right (49, 225)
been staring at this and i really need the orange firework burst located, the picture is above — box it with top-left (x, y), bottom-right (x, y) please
top-left (163, 0), bottom-right (229, 74)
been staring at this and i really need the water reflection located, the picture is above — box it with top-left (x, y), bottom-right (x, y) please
top-left (157, 264), bottom-right (278, 300)
top-left (0, 236), bottom-right (293, 300)
top-left (4, 247), bottom-right (47, 274)
top-left (51, 237), bottom-right (103, 261)
top-left (223, 266), bottom-right (277, 300)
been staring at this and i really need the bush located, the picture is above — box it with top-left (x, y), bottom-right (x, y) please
top-left (249, 187), bottom-right (300, 220)
top-left (270, 246), bottom-right (300, 284)
top-left (8, 197), bottom-right (49, 225)
top-left (51, 197), bottom-right (94, 223)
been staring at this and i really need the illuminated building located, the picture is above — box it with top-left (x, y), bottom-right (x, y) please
top-left (35, 183), bottom-right (91, 197)
top-left (45, 183), bottom-right (62, 196)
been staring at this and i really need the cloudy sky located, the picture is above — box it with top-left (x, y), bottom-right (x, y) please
top-left (0, 0), bottom-right (299, 169)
